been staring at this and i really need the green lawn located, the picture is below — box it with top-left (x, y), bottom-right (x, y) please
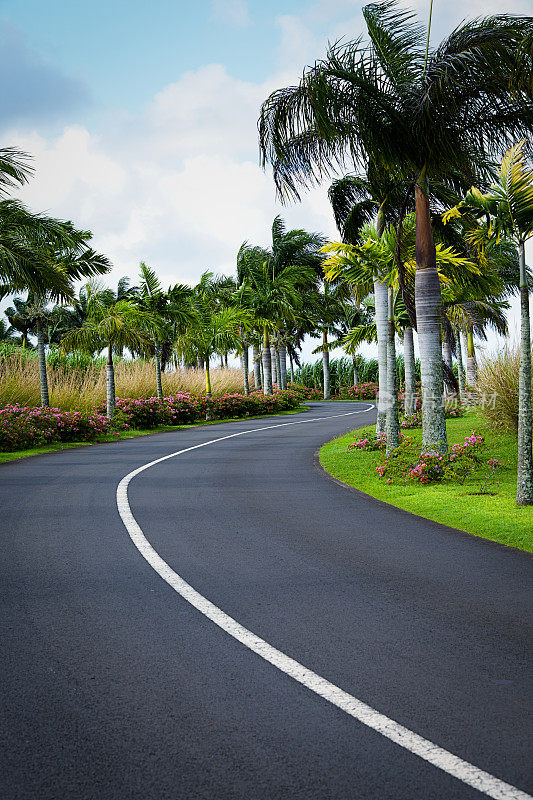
top-left (0, 405), bottom-right (309, 464)
top-left (319, 410), bottom-right (533, 553)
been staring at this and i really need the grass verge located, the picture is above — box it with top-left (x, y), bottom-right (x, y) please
top-left (319, 410), bottom-right (532, 553)
top-left (0, 406), bottom-right (309, 464)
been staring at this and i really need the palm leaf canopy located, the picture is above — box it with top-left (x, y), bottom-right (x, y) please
top-left (61, 290), bottom-right (156, 358)
top-left (444, 139), bottom-right (533, 243)
top-left (259, 1), bottom-right (533, 200)
top-left (0, 147), bottom-right (33, 196)
top-left (322, 214), bottom-right (482, 294)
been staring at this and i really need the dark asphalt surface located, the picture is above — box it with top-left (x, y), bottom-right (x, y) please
top-left (1, 400), bottom-right (532, 800)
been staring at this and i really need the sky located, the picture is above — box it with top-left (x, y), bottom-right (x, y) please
top-left (2, 0), bottom-right (532, 363)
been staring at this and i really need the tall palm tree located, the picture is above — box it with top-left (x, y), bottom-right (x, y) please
top-left (259, 1), bottom-right (533, 450)
top-left (61, 283), bottom-right (154, 418)
top-left (267, 216), bottom-right (325, 385)
top-left (325, 213), bottom-right (478, 438)
top-left (238, 252), bottom-right (315, 395)
top-left (136, 262), bottom-right (194, 400)
top-left (328, 167), bottom-right (413, 429)
top-left (178, 286), bottom-right (248, 398)
top-left (446, 141), bottom-right (533, 504)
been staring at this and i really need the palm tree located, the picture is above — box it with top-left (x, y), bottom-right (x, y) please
top-left (267, 217), bottom-right (325, 385)
top-left (237, 250), bottom-right (316, 395)
top-left (328, 167), bottom-right (414, 429)
top-left (178, 283), bottom-right (248, 398)
top-left (310, 282), bottom-right (352, 400)
top-left (259, 1), bottom-right (533, 450)
top-left (4, 298), bottom-right (34, 349)
top-left (61, 283), bottom-right (155, 418)
top-left (446, 141), bottom-right (533, 504)
top-left (136, 262), bottom-right (194, 400)
top-left (325, 213), bottom-right (481, 443)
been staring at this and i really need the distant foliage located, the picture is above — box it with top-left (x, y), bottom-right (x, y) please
top-left (293, 355), bottom-right (420, 391)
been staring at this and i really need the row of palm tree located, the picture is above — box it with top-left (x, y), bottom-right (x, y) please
top-left (257, 0), bottom-right (533, 503)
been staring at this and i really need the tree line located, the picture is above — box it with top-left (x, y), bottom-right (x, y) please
top-left (1, 1), bottom-right (532, 505)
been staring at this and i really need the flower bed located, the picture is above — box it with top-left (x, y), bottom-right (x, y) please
top-left (337, 382), bottom-right (378, 400)
top-left (370, 430), bottom-right (488, 485)
top-left (0, 404), bottom-right (111, 451)
top-left (0, 390), bottom-right (301, 452)
top-left (97, 390), bottom-right (301, 429)
top-left (286, 382), bottom-right (323, 401)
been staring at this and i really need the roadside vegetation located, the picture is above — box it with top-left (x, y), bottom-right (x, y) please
top-left (320, 410), bottom-right (532, 552)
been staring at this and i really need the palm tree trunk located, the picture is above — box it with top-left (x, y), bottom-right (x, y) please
top-left (289, 352), bottom-right (294, 383)
top-left (270, 345), bottom-right (277, 386)
top-left (205, 357), bottom-right (212, 398)
top-left (465, 327), bottom-right (477, 387)
top-left (224, 352), bottom-right (228, 368)
top-left (455, 327), bottom-right (465, 400)
top-left (374, 277), bottom-right (389, 432)
top-left (352, 356), bottom-right (358, 387)
top-left (414, 179), bottom-right (447, 451)
top-left (442, 331), bottom-right (453, 397)
top-left (442, 336), bottom-right (453, 371)
top-left (322, 330), bottom-right (330, 400)
top-left (262, 329), bottom-right (273, 395)
top-left (275, 347), bottom-right (282, 391)
top-left (278, 346), bottom-right (287, 389)
top-left (385, 288), bottom-right (400, 454)
top-left (403, 326), bottom-right (416, 416)
top-left (155, 341), bottom-right (163, 402)
top-left (242, 345), bottom-right (250, 396)
top-left (106, 344), bottom-right (115, 419)
top-left (253, 344), bottom-right (261, 389)
top-left (517, 241), bottom-right (533, 505)
top-left (35, 318), bottom-right (50, 407)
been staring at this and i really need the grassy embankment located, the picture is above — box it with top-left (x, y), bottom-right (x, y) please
top-left (0, 406), bottom-right (308, 464)
top-left (319, 410), bottom-right (532, 553)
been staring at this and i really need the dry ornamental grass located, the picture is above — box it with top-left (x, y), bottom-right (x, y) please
top-left (0, 350), bottom-right (249, 410)
top-left (476, 344), bottom-right (529, 433)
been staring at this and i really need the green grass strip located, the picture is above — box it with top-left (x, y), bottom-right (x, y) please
top-left (319, 410), bottom-right (533, 553)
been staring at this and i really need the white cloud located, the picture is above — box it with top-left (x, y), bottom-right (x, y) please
top-left (4, 0), bottom-right (529, 360)
top-left (209, 0), bottom-right (251, 28)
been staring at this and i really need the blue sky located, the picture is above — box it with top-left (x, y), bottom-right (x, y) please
top-left (2, 0), bottom-right (532, 358)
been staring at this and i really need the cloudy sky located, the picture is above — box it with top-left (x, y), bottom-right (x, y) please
top-left (2, 0), bottom-right (532, 361)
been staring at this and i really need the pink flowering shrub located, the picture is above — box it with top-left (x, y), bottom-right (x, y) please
top-left (338, 382), bottom-right (378, 400)
top-left (0, 404), bottom-right (110, 451)
top-left (373, 430), bottom-right (486, 485)
top-left (286, 383), bottom-right (323, 401)
top-left (97, 389), bottom-right (300, 429)
top-left (0, 390), bottom-right (301, 451)
top-left (400, 412), bottom-right (422, 428)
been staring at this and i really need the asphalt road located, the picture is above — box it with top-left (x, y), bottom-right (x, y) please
top-left (1, 401), bottom-right (531, 800)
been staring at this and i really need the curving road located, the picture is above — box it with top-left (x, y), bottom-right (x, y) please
top-left (1, 401), bottom-right (532, 800)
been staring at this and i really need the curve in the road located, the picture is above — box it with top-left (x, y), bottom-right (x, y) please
top-left (117, 406), bottom-right (531, 800)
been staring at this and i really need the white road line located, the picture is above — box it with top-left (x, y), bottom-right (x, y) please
top-left (116, 405), bottom-right (531, 800)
